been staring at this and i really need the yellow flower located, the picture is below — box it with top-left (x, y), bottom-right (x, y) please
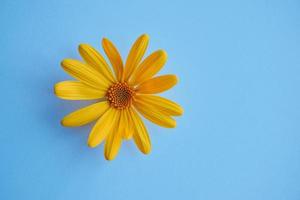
top-left (54, 34), bottom-right (183, 160)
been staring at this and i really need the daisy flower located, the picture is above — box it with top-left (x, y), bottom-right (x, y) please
top-left (54, 34), bottom-right (183, 160)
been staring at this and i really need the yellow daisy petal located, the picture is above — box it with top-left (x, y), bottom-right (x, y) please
top-left (134, 100), bottom-right (176, 128)
top-left (54, 81), bottom-right (106, 100)
top-left (61, 101), bottom-right (110, 127)
top-left (123, 34), bottom-right (149, 81)
top-left (122, 108), bottom-right (134, 140)
top-left (129, 50), bottom-right (167, 85)
top-left (135, 95), bottom-right (183, 116)
top-left (102, 38), bottom-right (123, 81)
top-left (61, 59), bottom-right (111, 90)
top-left (130, 108), bottom-right (151, 154)
top-left (136, 75), bottom-right (178, 94)
top-left (104, 113), bottom-right (122, 160)
top-left (87, 108), bottom-right (118, 148)
top-left (78, 44), bottom-right (115, 82)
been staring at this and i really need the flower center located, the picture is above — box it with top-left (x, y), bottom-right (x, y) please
top-left (106, 82), bottom-right (135, 109)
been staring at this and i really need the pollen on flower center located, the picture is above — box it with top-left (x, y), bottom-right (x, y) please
top-left (106, 82), bottom-right (135, 109)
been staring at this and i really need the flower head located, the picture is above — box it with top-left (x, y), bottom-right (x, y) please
top-left (54, 34), bottom-right (183, 160)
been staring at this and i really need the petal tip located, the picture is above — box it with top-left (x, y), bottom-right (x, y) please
top-left (60, 59), bottom-right (72, 68)
top-left (78, 43), bottom-right (88, 49)
top-left (87, 140), bottom-right (97, 148)
top-left (102, 37), bottom-right (109, 43)
top-left (178, 108), bottom-right (184, 115)
top-left (53, 84), bottom-right (58, 94)
top-left (104, 153), bottom-right (115, 161)
top-left (142, 147), bottom-right (151, 155)
top-left (168, 121), bottom-right (177, 128)
top-left (60, 118), bottom-right (76, 127)
top-left (172, 75), bottom-right (179, 85)
top-left (60, 119), bottom-right (67, 127)
top-left (78, 44), bottom-right (90, 54)
top-left (158, 49), bottom-right (167, 57)
top-left (60, 60), bottom-right (66, 67)
top-left (140, 33), bottom-right (150, 41)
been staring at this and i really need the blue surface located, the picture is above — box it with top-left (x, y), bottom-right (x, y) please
top-left (1, 0), bottom-right (300, 199)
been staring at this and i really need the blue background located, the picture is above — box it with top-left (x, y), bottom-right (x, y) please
top-left (1, 0), bottom-right (300, 199)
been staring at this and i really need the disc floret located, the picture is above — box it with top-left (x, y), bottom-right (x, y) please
top-left (106, 82), bottom-right (135, 109)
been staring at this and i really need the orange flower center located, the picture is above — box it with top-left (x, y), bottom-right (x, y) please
top-left (106, 82), bottom-right (135, 109)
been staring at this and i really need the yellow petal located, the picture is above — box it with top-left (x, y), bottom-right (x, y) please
top-left (135, 95), bottom-right (183, 116)
top-left (134, 101), bottom-right (176, 128)
top-left (54, 81), bottom-right (106, 100)
top-left (129, 50), bottom-right (167, 85)
top-left (78, 44), bottom-right (115, 82)
top-left (87, 108), bottom-right (118, 148)
top-left (61, 101), bottom-right (110, 127)
top-left (102, 38), bottom-right (123, 81)
top-left (61, 59), bottom-right (111, 90)
top-left (123, 34), bottom-right (149, 81)
top-left (104, 112), bottom-right (122, 160)
top-left (136, 75), bottom-right (178, 94)
top-left (122, 108), bottom-right (134, 140)
top-left (129, 108), bottom-right (151, 154)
